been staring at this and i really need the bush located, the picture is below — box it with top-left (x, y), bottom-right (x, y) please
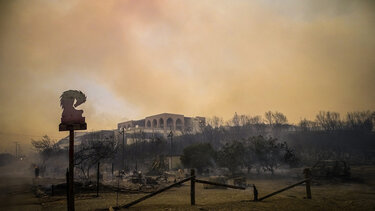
top-left (217, 141), bottom-right (245, 175)
top-left (180, 143), bottom-right (216, 173)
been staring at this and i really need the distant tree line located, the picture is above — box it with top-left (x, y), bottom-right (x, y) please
top-left (207, 110), bottom-right (374, 132)
top-left (175, 110), bottom-right (375, 170)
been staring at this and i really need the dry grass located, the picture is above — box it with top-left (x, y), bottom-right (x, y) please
top-left (1, 165), bottom-right (374, 211)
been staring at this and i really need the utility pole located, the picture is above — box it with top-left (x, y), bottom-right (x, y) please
top-left (133, 128), bottom-right (137, 171)
top-left (119, 127), bottom-right (126, 170)
top-left (14, 142), bottom-right (18, 159)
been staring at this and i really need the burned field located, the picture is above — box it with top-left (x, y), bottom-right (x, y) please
top-left (1, 160), bottom-right (374, 211)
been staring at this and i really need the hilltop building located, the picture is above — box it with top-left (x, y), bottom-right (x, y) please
top-left (117, 113), bottom-right (205, 145)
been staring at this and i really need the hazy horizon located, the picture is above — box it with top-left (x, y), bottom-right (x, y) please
top-left (1, 0), bottom-right (375, 152)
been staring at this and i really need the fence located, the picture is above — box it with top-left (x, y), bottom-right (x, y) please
top-left (114, 168), bottom-right (307, 209)
top-left (58, 167), bottom-right (312, 210)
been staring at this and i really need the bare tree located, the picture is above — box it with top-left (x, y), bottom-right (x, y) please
top-left (75, 136), bottom-right (119, 181)
top-left (31, 135), bottom-right (62, 176)
top-left (264, 111), bottom-right (273, 126)
top-left (272, 111), bottom-right (288, 126)
top-left (239, 115), bottom-right (249, 126)
top-left (316, 111), bottom-right (342, 131)
top-left (264, 111), bottom-right (288, 126)
top-left (207, 116), bottom-right (223, 128)
top-left (346, 111), bottom-right (374, 131)
top-left (232, 112), bottom-right (240, 127)
top-left (299, 118), bottom-right (318, 131)
top-left (248, 115), bottom-right (263, 125)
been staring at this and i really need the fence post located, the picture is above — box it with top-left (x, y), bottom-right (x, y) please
top-left (253, 184), bottom-right (258, 201)
top-left (303, 168), bottom-right (312, 199)
top-left (97, 162), bottom-right (100, 197)
top-left (190, 169), bottom-right (195, 205)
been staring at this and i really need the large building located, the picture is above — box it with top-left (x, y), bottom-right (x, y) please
top-left (117, 113), bottom-right (205, 144)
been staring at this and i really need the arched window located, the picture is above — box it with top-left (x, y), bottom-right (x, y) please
top-left (167, 118), bottom-right (174, 130)
top-left (176, 118), bottom-right (183, 130)
top-left (152, 119), bottom-right (157, 128)
top-left (159, 118), bottom-right (164, 128)
top-left (146, 120), bottom-right (151, 128)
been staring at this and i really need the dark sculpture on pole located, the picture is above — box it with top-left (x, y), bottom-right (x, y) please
top-left (59, 90), bottom-right (87, 211)
top-left (60, 90), bottom-right (87, 128)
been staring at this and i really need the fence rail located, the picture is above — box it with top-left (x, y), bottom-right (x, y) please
top-left (112, 168), bottom-right (312, 209)
top-left (258, 179), bottom-right (309, 201)
top-left (116, 176), bottom-right (192, 209)
top-left (258, 168), bottom-right (312, 201)
top-left (195, 179), bottom-right (246, 190)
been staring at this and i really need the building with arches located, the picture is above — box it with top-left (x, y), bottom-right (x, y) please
top-left (117, 113), bottom-right (205, 144)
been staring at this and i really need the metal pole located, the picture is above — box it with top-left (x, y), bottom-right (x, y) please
top-left (135, 130), bottom-right (138, 171)
top-left (170, 131), bottom-right (173, 170)
top-left (133, 130), bottom-right (136, 170)
top-left (168, 131), bottom-right (173, 170)
top-left (14, 142), bottom-right (18, 159)
top-left (122, 128), bottom-right (125, 170)
top-left (68, 130), bottom-right (75, 211)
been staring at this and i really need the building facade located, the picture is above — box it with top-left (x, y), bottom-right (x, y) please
top-left (118, 113), bottom-right (205, 132)
top-left (117, 113), bottom-right (205, 144)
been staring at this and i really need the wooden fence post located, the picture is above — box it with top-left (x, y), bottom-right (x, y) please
top-left (190, 169), bottom-right (195, 205)
top-left (303, 168), bottom-right (312, 199)
top-left (253, 184), bottom-right (258, 201)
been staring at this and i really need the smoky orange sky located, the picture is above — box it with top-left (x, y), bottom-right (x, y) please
top-left (0, 0), bottom-right (374, 152)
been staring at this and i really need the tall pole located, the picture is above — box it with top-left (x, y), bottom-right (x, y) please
top-left (68, 130), bottom-right (75, 211)
top-left (15, 142), bottom-right (18, 159)
top-left (66, 168), bottom-right (69, 207)
top-left (135, 130), bottom-right (138, 171)
top-left (122, 128), bottom-right (125, 170)
top-left (168, 130), bottom-right (173, 170)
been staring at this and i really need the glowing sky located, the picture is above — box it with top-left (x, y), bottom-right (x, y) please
top-left (0, 0), bottom-right (374, 151)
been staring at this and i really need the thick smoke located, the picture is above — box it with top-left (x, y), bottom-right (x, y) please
top-left (0, 0), bottom-right (374, 150)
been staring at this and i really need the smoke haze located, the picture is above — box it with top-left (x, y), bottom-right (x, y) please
top-left (0, 0), bottom-right (374, 150)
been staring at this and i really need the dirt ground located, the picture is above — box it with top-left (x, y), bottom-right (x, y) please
top-left (1, 165), bottom-right (374, 211)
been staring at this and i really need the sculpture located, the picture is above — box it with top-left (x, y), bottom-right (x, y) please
top-left (60, 90), bottom-right (86, 125)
